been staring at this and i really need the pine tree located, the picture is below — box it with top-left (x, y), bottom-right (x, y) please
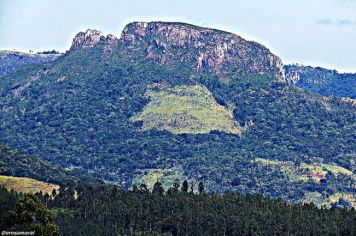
top-left (5, 194), bottom-right (60, 236)
top-left (152, 181), bottom-right (164, 195)
top-left (181, 180), bottom-right (189, 193)
top-left (198, 182), bottom-right (205, 194)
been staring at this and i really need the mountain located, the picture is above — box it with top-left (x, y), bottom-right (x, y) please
top-left (0, 21), bottom-right (355, 207)
top-left (0, 144), bottom-right (95, 185)
top-left (0, 50), bottom-right (61, 78)
top-left (285, 64), bottom-right (356, 99)
top-left (120, 22), bottom-right (285, 81)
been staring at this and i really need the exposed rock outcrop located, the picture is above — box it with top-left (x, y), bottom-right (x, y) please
top-left (70, 29), bottom-right (104, 51)
top-left (68, 22), bottom-right (286, 81)
top-left (104, 34), bottom-right (119, 53)
top-left (69, 29), bottom-right (119, 54)
top-left (120, 22), bottom-right (285, 81)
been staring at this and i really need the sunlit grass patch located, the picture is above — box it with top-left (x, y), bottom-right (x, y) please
top-left (300, 163), bottom-right (354, 181)
top-left (131, 84), bottom-right (240, 134)
top-left (132, 168), bottom-right (182, 190)
top-left (0, 175), bottom-right (59, 194)
top-left (254, 159), bottom-right (354, 183)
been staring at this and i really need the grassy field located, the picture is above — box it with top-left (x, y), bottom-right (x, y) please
top-left (255, 158), bottom-right (355, 182)
top-left (302, 192), bottom-right (356, 209)
top-left (132, 168), bottom-right (182, 190)
top-left (131, 84), bottom-right (240, 134)
top-left (328, 193), bottom-right (356, 208)
top-left (0, 175), bottom-right (60, 194)
top-left (254, 158), bottom-right (308, 181)
top-left (255, 158), bottom-right (355, 208)
top-left (300, 163), bottom-right (354, 181)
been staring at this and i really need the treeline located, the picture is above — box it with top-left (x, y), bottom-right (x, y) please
top-left (1, 181), bottom-right (355, 236)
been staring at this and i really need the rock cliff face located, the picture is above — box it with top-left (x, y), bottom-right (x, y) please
top-left (70, 29), bottom-right (105, 51)
top-left (120, 22), bottom-right (285, 81)
top-left (70, 29), bottom-right (118, 52)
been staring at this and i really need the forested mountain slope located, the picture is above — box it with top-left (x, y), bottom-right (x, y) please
top-left (0, 50), bottom-right (61, 78)
top-left (0, 144), bottom-right (95, 186)
top-left (0, 22), bottom-right (355, 206)
top-left (285, 64), bottom-right (356, 99)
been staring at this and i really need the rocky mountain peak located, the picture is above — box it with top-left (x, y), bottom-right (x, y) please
top-left (69, 29), bottom-right (119, 52)
top-left (120, 21), bottom-right (285, 82)
top-left (70, 29), bottom-right (106, 51)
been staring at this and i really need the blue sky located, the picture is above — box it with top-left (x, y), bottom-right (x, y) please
top-left (0, 0), bottom-right (355, 72)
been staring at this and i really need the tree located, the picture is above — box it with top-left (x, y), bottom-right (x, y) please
top-left (190, 181), bottom-right (195, 193)
top-left (181, 180), bottom-right (189, 193)
top-left (173, 179), bottom-right (180, 191)
top-left (198, 182), bottom-right (205, 194)
top-left (152, 182), bottom-right (164, 195)
top-left (5, 194), bottom-right (59, 236)
top-left (139, 183), bottom-right (149, 193)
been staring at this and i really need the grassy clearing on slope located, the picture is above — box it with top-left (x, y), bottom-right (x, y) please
top-left (302, 192), bottom-right (356, 209)
top-left (300, 163), bottom-right (354, 181)
top-left (0, 175), bottom-right (59, 194)
top-left (254, 158), bottom-right (308, 181)
top-left (132, 168), bottom-right (182, 189)
top-left (255, 158), bottom-right (355, 208)
top-left (328, 193), bottom-right (356, 208)
top-left (131, 84), bottom-right (240, 134)
top-left (255, 158), bottom-right (354, 182)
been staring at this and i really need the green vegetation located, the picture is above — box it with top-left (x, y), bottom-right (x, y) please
top-left (0, 144), bottom-right (96, 186)
top-left (0, 50), bottom-right (60, 78)
top-left (300, 163), bottom-right (354, 181)
top-left (254, 158), bottom-right (355, 207)
top-left (285, 64), bottom-right (356, 99)
top-left (0, 22), bottom-right (355, 235)
top-left (0, 175), bottom-right (59, 194)
top-left (4, 194), bottom-right (60, 235)
top-left (302, 192), bottom-right (356, 209)
top-left (254, 158), bottom-right (308, 182)
top-left (133, 168), bottom-right (182, 189)
top-left (0, 29), bottom-right (354, 207)
top-left (132, 84), bottom-right (240, 134)
top-left (328, 193), bottom-right (356, 209)
top-left (1, 182), bottom-right (354, 235)
top-left (255, 158), bottom-right (355, 181)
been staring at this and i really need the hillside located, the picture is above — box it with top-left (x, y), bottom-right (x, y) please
top-left (285, 64), bottom-right (356, 99)
top-left (0, 143), bottom-right (96, 186)
top-left (0, 50), bottom-right (61, 78)
top-left (0, 21), bottom-right (355, 207)
top-left (131, 84), bottom-right (240, 134)
top-left (0, 175), bottom-right (59, 194)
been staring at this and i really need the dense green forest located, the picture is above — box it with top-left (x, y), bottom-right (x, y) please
top-left (0, 182), bottom-right (355, 236)
top-left (285, 64), bottom-right (356, 99)
top-left (0, 22), bottom-right (355, 207)
top-left (0, 144), bottom-right (97, 186)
